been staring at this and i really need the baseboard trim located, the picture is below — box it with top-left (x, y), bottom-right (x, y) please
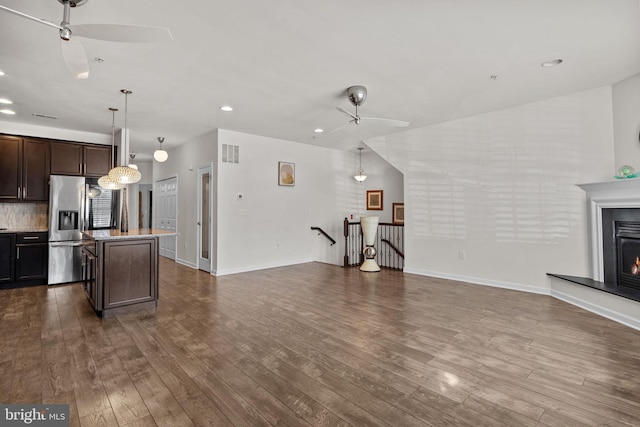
top-left (215, 258), bottom-right (313, 276)
top-left (403, 267), bottom-right (549, 295)
top-left (550, 289), bottom-right (640, 331)
top-left (404, 266), bottom-right (640, 331)
top-left (176, 258), bottom-right (197, 269)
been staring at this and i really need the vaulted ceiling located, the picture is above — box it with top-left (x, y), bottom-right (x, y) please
top-left (1, 0), bottom-right (639, 158)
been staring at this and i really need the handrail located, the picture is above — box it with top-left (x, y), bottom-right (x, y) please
top-left (311, 227), bottom-right (336, 245)
top-left (346, 221), bottom-right (404, 227)
top-left (381, 238), bottom-right (404, 259)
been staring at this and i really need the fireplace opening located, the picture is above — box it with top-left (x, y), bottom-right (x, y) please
top-left (602, 208), bottom-right (640, 291)
top-left (616, 222), bottom-right (640, 290)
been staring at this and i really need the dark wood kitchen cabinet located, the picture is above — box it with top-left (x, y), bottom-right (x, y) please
top-left (0, 232), bottom-right (47, 288)
top-left (82, 235), bottom-right (159, 317)
top-left (0, 135), bottom-right (50, 202)
top-left (15, 232), bottom-right (48, 281)
top-left (50, 141), bottom-right (112, 177)
top-left (0, 234), bottom-right (16, 284)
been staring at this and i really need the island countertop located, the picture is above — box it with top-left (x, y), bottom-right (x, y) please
top-left (82, 228), bottom-right (177, 241)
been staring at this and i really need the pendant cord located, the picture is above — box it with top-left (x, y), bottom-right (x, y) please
top-left (108, 107), bottom-right (118, 170)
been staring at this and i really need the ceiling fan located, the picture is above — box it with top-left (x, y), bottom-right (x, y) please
top-left (328, 85), bottom-right (410, 134)
top-left (0, 0), bottom-right (173, 80)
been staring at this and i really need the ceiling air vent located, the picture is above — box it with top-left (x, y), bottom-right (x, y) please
top-left (222, 144), bottom-right (239, 164)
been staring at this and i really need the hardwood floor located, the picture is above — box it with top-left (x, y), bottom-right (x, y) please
top-left (2, 259), bottom-right (640, 426)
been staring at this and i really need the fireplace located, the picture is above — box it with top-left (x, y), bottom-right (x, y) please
top-left (601, 208), bottom-right (640, 291)
top-left (616, 222), bottom-right (640, 290)
top-left (561, 180), bottom-right (640, 303)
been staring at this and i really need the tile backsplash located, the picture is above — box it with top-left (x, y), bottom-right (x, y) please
top-left (0, 203), bottom-right (48, 229)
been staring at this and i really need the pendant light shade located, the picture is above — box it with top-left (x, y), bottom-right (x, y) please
top-left (98, 175), bottom-right (125, 190)
top-left (109, 165), bottom-right (142, 184)
top-left (354, 147), bottom-right (367, 182)
top-left (87, 186), bottom-right (102, 198)
top-left (98, 107), bottom-right (125, 190)
top-left (153, 137), bottom-right (168, 162)
top-left (128, 153), bottom-right (138, 170)
top-left (109, 89), bottom-right (142, 185)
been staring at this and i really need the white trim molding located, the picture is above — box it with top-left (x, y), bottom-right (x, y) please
top-left (577, 179), bottom-right (640, 280)
top-left (404, 266), bottom-right (640, 332)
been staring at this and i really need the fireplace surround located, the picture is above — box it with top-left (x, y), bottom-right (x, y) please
top-left (547, 179), bottom-right (640, 330)
top-left (549, 180), bottom-right (640, 304)
top-left (578, 179), bottom-right (640, 282)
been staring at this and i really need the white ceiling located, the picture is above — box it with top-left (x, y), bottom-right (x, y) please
top-left (1, 0), bottom-right (639, 159)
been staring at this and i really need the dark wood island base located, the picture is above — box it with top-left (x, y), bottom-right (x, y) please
top-left (82, 228), bottom-right (175, 317)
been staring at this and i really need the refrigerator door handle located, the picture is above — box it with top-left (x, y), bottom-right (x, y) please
top-left (80, 182), bottom-right (86, 232)
top-left (49, 242), bottom-right (83, 247)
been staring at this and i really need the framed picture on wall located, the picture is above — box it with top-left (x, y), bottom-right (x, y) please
top-left (278, 162), bottom-right (295, 186)
top-left (366, 190), bottom-right (383, 210)
top-left (393, 203), bottom-right (405, 224)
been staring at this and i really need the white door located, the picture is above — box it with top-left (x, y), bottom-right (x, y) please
top-left (197, 165), bottom-right (212, 272)
top-left (155, 177), bottom-right (177, 260)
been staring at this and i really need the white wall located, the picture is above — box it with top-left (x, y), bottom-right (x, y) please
top-left (152, 128), bottom-right (404, 275)
top-left (354, 149), bottom-right (404, 223)
top-left (367, 86), bottom-right (615, 293)
top-left (153, 130), bottom-right (218, 268)
top-left (613, 73), bottom-right (640, 170)
top-left (215, 129), bottom-right (360, 274)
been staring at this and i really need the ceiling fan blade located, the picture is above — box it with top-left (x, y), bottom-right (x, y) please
top-left (324, 122), bottom-right (351, 135)
top-left (336, 106), bottom-right (357, 120)
top-left (69, 24), bottom-right (173, 42)
top-left (0, 4), bottom-right (62, 30)
top-left (359, 116), bottom-right (410, 127)
top-left (61, 37), bottom-right (89, 79)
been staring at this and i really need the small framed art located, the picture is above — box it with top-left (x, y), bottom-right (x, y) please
top-left (366, 190), bottom-right (383, 210)
top-left (278, 162), bottom-right (295, 186)
top-left (393, 203), bottom-right (405, 225)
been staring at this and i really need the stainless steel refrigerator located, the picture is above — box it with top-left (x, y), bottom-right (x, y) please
top-left (48, 175), bottom-right (118, 285)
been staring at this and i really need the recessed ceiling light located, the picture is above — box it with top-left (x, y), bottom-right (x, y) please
top-left (541, 59), bottom-right (563, 68)
top-left (0, 70), bottom-right (4, 76)
top-left (0, 109), bottom-right (16, 115)
top-left (314, 128), bottom-right (324, 133)
top-left (0, 98), bottom-right (12, 104)
top-left (220, 105), bottom-right (233, 112)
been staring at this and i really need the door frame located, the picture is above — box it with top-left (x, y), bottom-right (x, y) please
top-left (197, 163), bottom-right (213, 272)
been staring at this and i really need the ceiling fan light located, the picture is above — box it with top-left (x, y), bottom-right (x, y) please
top-left (154, 149), bottom-right (168, 162)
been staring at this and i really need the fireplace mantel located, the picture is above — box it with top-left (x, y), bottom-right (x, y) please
top-left (577, 179), bottom-right (640, 281)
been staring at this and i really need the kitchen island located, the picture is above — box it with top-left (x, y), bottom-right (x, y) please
top-left (81, 228), bottom-right (176, 317)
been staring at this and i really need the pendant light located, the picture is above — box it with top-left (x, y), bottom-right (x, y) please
top-left (128, 153), bottom-right (138, 170)
top-left (98, 107), bottom-right (125, 190)
top-left (109, 89), bottom-right (142, 185)
top-left (87, 186), bottom-right (101, 198)
top-left (154, 137), bottom-right (168, 162)
top-left (354, 147), bottom-right (368, 182)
